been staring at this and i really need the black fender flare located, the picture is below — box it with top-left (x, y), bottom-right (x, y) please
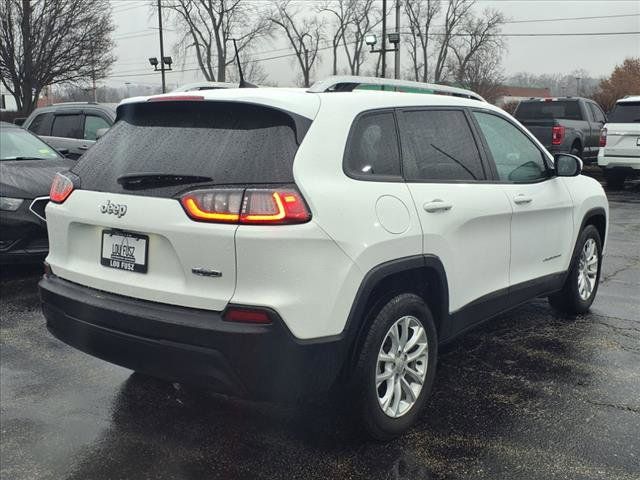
top-left (340, 254), bottom-right (450, 371)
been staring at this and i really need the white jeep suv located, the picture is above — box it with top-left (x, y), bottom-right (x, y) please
top-left (39, 76), bottom-right (608, 439)
top-left (598, 95), bottom-right (640, 189)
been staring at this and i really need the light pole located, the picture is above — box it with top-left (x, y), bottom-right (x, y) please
top-left (365, 33), bottom-right (400, 81)
top-left (394, 0), bottom-right (401, 79)
top-left (156, 0), bottom-right (168, 93)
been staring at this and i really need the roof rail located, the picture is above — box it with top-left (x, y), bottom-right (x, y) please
top-left (308, 75), bottom-right (486, 102)
top-left (51, 101), bottom-right (99, 106)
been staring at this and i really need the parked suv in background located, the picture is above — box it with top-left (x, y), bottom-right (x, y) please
top-left (21, 102), bottom-right (116, 159)
top-left (598, 96), bottom-right (640, 189)
top-left (39, 77), bottom-right (608, 439)
top-left (514, 97), bottom-right (607, 163)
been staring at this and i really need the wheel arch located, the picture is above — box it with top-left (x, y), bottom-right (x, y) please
top-left (341, 255), bottom-right (449, 376)
top-left (580, 207), bottom-right (607, 251)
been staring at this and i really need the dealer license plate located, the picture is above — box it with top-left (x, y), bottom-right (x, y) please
top-left (101, 230), bottom-right (148, 273)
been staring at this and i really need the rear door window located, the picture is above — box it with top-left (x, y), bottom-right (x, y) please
top-left (51, 114), bottom-right (83, 139)
top-left (398, 109), bottom-right (485, 182)
top-left (344, 111), bottom-right (401, 179)
top-left (72, 101), bottom-right (311, 197)
top-left (588, 103), bottom-right (606, 123)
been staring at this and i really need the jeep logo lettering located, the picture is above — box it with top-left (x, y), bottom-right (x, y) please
top-left (100, 200), bottom-right (127, 218)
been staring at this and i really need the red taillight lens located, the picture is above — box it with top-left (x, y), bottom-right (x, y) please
top-left (551, 125), bottom-right (565, 145)
top-left (224, 307), bottom-right (271, 324)
top-left (50, 173), bottom-right (74, 204)
top-left (599, 127), bottom-right (607, 147)
top-left (180, 187), bottom-right (311, 225)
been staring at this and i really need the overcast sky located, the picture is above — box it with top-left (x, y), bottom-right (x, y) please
top-left (108, 0), bottom-right (640, 88)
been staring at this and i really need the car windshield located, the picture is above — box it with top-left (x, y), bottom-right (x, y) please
top-left (0, 126), bottom-right (61, 161)
top-left (608, 101), bottom-right (640, 123)
top-left (515, 100), bottom-right (582, 121)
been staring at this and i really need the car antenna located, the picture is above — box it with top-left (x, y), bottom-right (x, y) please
top-left (233, 39), bottom-right (257, 88)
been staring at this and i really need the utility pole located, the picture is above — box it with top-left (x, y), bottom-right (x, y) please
top-left (394, 0), bottom-right (401, 79)
top-left (381, 0), bottom-right (387, 78)
top-left (575, 77), bottom-right (581, 96)
top-left (157, 0), bottom-right (166, 93)
top-left (91, 53), bottom-right (97, 102)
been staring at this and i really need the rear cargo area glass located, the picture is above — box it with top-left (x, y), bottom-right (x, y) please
top-left (72, 101), bottom-right (309, 197)
top-left (609, 102), bottom-right (640, 123)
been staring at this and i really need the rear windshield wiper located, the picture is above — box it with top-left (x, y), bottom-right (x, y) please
top-left (117, 173), bottom-right (213, 190)
top-left (3, 156), bottom-right (51, 161)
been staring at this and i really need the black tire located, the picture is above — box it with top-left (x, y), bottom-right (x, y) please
top-left (549, 225), bottom-right (602, 314)
top-left (352, 293), bottom-right (438, 440)
top-left (604, 170), bottom-right (626, 190)
top-left (570, 142), bottom-right (582, 159)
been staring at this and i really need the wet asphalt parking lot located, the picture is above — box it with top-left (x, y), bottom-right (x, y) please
top-left (1, 178), bottom-right (639, 480)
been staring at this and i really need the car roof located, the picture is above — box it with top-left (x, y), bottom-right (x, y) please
top-left (119, 85), bottom-right (497, 120)
top-left (618, 95), bottom-right (640, 103)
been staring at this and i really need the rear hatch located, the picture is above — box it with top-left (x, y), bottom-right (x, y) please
top-left (603, 101), bottom-right (640, 158)
top-left (45, 98), bottom-right (313, 311)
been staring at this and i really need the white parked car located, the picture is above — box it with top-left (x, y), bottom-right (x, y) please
top-left (39, 76), bottom-right (608, 439)
top-left (598, 95), bottom-right (640, 188)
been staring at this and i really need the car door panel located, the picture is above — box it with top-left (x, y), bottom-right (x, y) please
top-left (397, 108), bottom-right (513, 334)
top-left (471, 109), bottom-right (574, 287)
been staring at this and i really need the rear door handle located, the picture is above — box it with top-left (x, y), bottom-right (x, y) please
top-left (513, 194), bottom-right (533, 205)
top-left (423, 199), bottom-right (453, 213)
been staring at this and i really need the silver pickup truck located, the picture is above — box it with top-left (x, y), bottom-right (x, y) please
top-left (514, 97), bottom-right (607, 163)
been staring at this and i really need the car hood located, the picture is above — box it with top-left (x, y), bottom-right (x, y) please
top-left (0, 159), bottom-right (74, 199)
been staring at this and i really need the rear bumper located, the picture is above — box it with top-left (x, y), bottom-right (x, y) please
top-left (597, 153), bottom-right (640, 171)
top-left (39, 275), bottom-right (346, 401)
top-left (0, 208), bottom-right (49, 264)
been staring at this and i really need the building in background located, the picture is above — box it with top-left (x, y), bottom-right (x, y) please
top-left (495, 86), bottom-right (551, 107)
top-left (0, 82), bottom-right (18, 112)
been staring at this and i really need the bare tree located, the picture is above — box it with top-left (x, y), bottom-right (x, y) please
top-left (404, 0), bottom-right (441, 82)
top-left (342, 0), bottom-right (381, 76)
top-left (166, 0), bottom-right (272, 82)
top-left (0, 0), bottom-right (115, 113)
top-left (225, 56), bottom-right (270, 85)
top-left (433, 0), bottom-right (474, 82)
top-left (318, 0), bottom-right (353, 75)
top-left (270, 1), bottom-right (324, 87)
top-left (449, 9), bottom-right (504, 84)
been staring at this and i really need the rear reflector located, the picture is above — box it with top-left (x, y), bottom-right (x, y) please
top-left (224, 308), bottom-right (271, 324)
top-left (50, 173), bottom-right (75, 204)
top-left (180, 187), bottom-right (311, 225)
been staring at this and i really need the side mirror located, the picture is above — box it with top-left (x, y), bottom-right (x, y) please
top-left (96, 128), bottom-right (109, 140)
top-left (13, 117), bottom-right (26, 126)
top-left (554, 153), bottom-right (582, 177)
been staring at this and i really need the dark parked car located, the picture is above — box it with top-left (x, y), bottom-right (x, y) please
top-left (514, 97), bottom-right (607, 163)
top-left (0, 122), bottom-right (73, 263)
top-left (20, 102), bottom-right (116, 160)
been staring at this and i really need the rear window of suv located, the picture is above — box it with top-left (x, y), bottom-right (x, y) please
top-left (515, 100), bottom-right (582, 121)
top-left (608, 102), bottom-right (640, 123)
top-left (72, 101), bottom-right (311, 196)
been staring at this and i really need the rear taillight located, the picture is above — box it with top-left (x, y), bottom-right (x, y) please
top-left (599, 127), bottom-right (607, 147)
top-left (551, 125), bottom-right (565, 145)
top-left (224, 307), bottom-right (271, 324)
top-left (49, 173), bottom-right (75, 204)
top-left (180, 187), bottom-right (311, 225)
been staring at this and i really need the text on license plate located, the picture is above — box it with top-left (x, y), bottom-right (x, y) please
top-left (101, 230), bottom-right (148, 273)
